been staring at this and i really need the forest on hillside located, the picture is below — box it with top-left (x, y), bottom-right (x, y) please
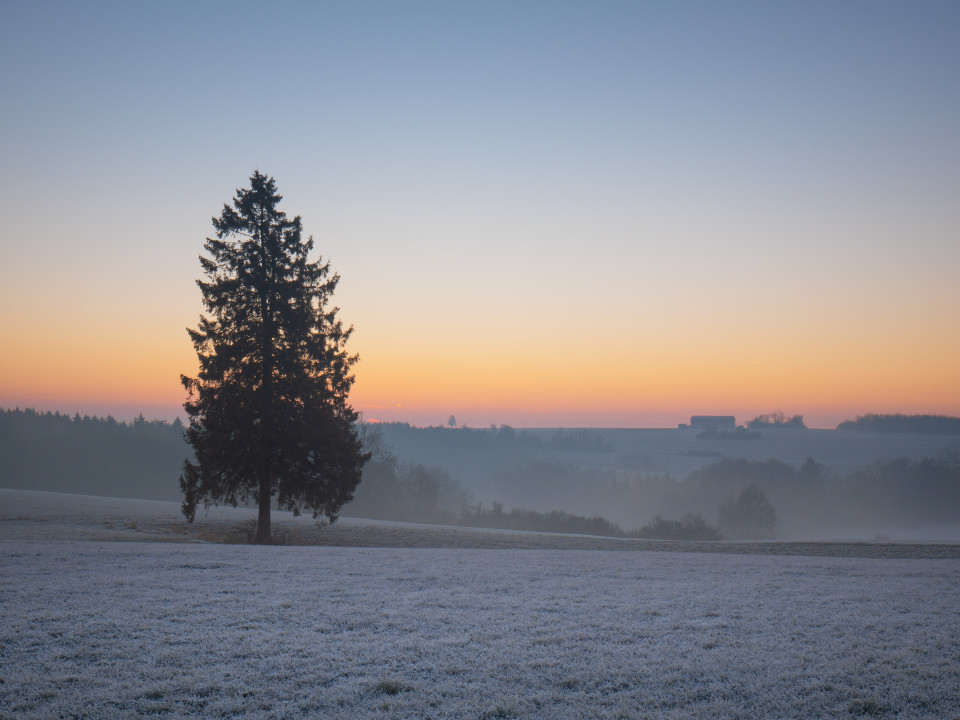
top-left (0, 408), bottom-right (187, 501)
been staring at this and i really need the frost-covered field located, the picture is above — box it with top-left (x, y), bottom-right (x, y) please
top-left (2, 491), bottom-right (960, 719)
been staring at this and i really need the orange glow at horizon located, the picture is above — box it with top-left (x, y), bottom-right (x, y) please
top-left (3, 294), bottom-right (958, 427)
top-left (0, 311), bottom-right (196, 409)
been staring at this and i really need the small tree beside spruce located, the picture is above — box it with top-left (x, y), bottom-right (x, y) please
top-left (180, 171), bottom-right (368, 543)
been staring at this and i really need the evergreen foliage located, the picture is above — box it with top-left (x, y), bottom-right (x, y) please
top-left (0, 407), bottom-right (185, 500)
top-left (180, 171), bottom-right (368, 542)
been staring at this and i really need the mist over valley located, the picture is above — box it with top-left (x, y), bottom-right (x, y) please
top-left (4, 407), bottom-right (959, 543)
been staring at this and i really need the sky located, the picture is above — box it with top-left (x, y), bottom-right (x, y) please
top-left (1, 0), bottom-right (958, 429)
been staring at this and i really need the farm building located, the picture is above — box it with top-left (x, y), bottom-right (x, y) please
top-left (688, 415), bottom-right (736, 430)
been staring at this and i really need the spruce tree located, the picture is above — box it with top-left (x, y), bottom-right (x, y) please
top-left (180, 171), bottom-right (368, 543)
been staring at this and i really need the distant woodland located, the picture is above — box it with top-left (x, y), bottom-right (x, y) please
top-left (0, 408), bottom-right (186, 501)
top-left (837, 414), bottom-right (960, 434)
top-left (2, 408), bottom-right (960, 540)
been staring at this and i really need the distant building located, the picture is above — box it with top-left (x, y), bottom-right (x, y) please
top-left (689, 415), bottom-right (736, 430)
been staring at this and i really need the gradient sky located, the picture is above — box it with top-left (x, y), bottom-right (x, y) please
top-left (1, 0), bottom-right (958, 428)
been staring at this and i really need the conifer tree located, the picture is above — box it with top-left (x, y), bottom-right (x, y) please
top-left (180, 171), bottom-right (368, 543)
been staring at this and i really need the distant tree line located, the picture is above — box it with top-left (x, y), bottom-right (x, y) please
top-left (837, 414), bottom-right (960, 435)
top-left (0, 407), bottom-right (186, 501)
top-left (458, 503), bottom-right (625, 537)
top-left (747, 411), bottom-right (806, 429)
top-left (628, 513), bottom-right (723, 541)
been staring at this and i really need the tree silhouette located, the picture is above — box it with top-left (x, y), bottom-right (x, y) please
top-left (180, 171), bottom-right (368, 543)
top-left (717, 484), bottom-right (777, 539)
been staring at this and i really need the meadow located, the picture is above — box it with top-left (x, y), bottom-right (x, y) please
top-left (2, 490), bottom-right (959, 719)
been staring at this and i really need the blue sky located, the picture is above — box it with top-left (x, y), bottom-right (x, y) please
top-left (2, 1), bottom-right (958, 427)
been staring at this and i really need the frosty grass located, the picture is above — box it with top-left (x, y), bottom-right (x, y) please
top-left (1, 496), bottom-right (959, 718)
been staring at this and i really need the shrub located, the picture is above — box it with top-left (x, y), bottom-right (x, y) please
top-left (629, 513), bottom-right (722, 541)
top-left (371, 679), bottom-right (410, 696)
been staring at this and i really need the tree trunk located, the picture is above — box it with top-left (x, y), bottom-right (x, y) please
top-left (255, 264), bottom-right (274, 546)
top-left (255, 481), bottom-right (272, 544)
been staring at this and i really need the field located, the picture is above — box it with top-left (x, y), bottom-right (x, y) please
top-left (2, 490), bottom-right (959, 719)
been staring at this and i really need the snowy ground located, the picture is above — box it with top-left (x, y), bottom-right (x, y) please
top-left (2, 490), bottom-right (960, 719)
